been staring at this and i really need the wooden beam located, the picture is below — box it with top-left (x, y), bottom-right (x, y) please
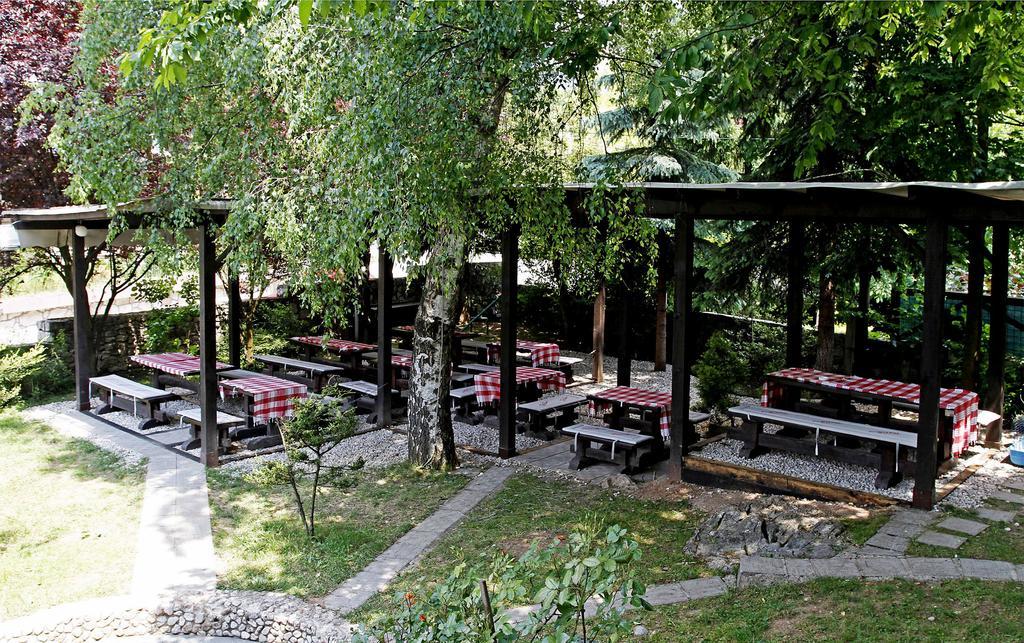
top-left (228, 270), bottom-right (242, 367)
top-left (984, 223), bottom-right (1009, 445)
top-left (786, 220), bottom-right (805, 367)
top-left (71, 230), bottom-right (92, 411)
top-left (913, 216), bottom-right (947, 509)
top-left (670, 215), bottom-right (694, 480)
top-left (592, 283), bottom-right (605, 383)
top-left (616, 276), bottom-right (632, 387)
top-left (376, 248), bottom-right (393, 428)
top-left (654, 259), bottom-right (668, 371)
top-left (961, 224), bottom-right (985, 391)
top-left (198, 223), bottom-right (220, 467)
top-left (499, 224), bottom-right (519, 458)
top-left (852, 233), bottom-right (871, 375)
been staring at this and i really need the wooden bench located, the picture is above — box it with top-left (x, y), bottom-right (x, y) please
top-left (728, 404), bottom-right (918, 489)
top-left (218, 368), bottom-right (265, 380)
top-left (451, 372), bottom-right (475, 387)
top-left (337, 380), bottom-right (404, 423)
top-left (90, 375), bottom-right (180, 430)
top-left (555, 356), bottom-right (583, 383)
top-left (450, 386), bottom-right (480, 423)
top-left (461, 340), bottom-right (490, 363)
top-left (561, 424), bottom-right (654, 474)
top-left (457, 363), bottom-right (500, 374)
top-left (255, 354), bottom-right (348, 392)
top-left (518, 393), bottom-right (587, 436)
top-left (174, 407), bottom-right (246, 451)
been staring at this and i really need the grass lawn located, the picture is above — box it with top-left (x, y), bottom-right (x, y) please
top-left (640, 577), bottom-right (1024, 641)
top-left (354, 472), bottom-right (714, 620)
top-left (907, 501), bottom-right (1024, 563)
top-left (841, 510), bottom-right (891, 545)
top-left (206, 463), bottom-right (470, 598)
top-left (0, 410), bottom-right (146, 620)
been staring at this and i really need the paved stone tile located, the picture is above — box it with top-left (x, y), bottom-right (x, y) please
top-left (879, 521), bottom-right (927, 538)
top-left (738, 556), bottom-right (787, 576)
top-left (784, 558), bottom-right (816, 579)
top-left (989, 490), bottom-right (1024, 505)
top-left (905, 557), bottom-right (962, 581)
top-left (682, 577), bottom-right (729, 600)
top-left (916, 530), bottom-right (966, 549)
top-left (888, 509), bottom-right (937, 527)
top-left (959, 558), bottom-right (1017, 581)
top-left (810, 558), bottom-right (860, 579)
top-left (855, 545), bottom-right (901, 557)
top-left (1015, 564), bottom-right (1024, 582)
top-left (936, 516), bottom-right (989, 536)
top-left (644, 581), bottom-right (690, 606)
top-left (855, 557), bottom-right (908, 579)
top-left (864, 532), bottom-right (909, 553)
top-left (974, 507), bottom-right (1016, 522)
top-left (1001, 480), bottom-right (1024, 492)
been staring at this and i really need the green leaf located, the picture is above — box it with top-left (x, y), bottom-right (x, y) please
top-left (647, 85), bottom-right (664, 114)
top-left (354, 0), bottom-right (368, 17)
top-left (298, 0), bottom-right (313, 26)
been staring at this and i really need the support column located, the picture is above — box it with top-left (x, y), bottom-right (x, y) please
top-left (984, 223), bottom-right (1009, 445)
top-left (498, 224), bottom-right (519, 458)
top-left (654, 259), bottom-right (668, 371)
top-left (376, 248), bottom-right (394, 428)
top-left (852, 256), bottom-right (870, 375)
top-left (592, 283), bottom-right (606, 383)
top-left (669, 215), bottom-right (694, 480)
top-left (616, 276), bottom-right (632, 387)
top-left (786, 220), bottom-right (805, 367)
top-left (71, 229), bottom-right (92, 411)
top-left (228, 270), bottom-right (242, 367)
top-left (961, 224), bottom-right (985, 391)
top-left (913, 216), bottom-right (947, 510)
top-left (198, 223), bottom-right (220, 467)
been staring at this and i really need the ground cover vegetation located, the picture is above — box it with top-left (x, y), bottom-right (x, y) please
top-left (0, 410), bottom-right (145, 619)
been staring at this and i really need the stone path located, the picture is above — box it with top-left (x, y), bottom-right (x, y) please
top-left (27, 408), bottom-right (218, 596)
top-left (322, 466), bottom-right (516, 614)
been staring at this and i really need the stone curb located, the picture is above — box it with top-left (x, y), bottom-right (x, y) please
top-left (737, 555), bottom-right (1024, 588)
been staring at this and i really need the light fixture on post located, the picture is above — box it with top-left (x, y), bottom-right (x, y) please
top-left (74, 224), bottom-right (88, 238)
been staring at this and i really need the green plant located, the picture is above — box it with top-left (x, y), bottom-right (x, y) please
top-left (355, 522), bottom-right (649, 643)
top-left (246, 397), bottom-right (357, 537)
top-left (693, 331), bottom-right (745, 417)
top-left (20, 332), bottom-right (74, 402)
top-left (0, 345), bottom-right (46, 407)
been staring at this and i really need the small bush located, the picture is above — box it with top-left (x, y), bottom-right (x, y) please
top-left (693, 331), bottom-right (745, 417)
top-left (0, 345), bottom-right (46, 407)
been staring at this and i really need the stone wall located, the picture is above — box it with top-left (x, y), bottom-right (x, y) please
top-left (38, 310), bottom-right (153, 374)
top-left (0, 590), bottom-right (356, 643)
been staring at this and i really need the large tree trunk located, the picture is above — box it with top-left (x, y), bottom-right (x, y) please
top-left (407, 229), bottom-right (470, 469)
top-left (815, 271), bottom-right (836, 371)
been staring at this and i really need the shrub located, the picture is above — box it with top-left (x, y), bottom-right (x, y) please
top-left (692, 331), bottom-right (745, 417)
top-left (20, 331), bottom-right (74, 401)
top-left (0, 345), bottom-right (46, 407)
top-left (354, 522), bottom-right (649, 642)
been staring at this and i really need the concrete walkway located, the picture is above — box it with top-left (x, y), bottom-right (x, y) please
top-left (28, 408), bottom-right (219, 596)
top-left (323, 466), bottom-right (516, 614)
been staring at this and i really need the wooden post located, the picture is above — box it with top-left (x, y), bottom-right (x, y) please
top-left (670, 215), bottom-right (694, 480)
top-left (786, 220), bottom-right (805, 367)
top-left (592, 283), bottom-right (606, 383)
top-left (913, 216), bottom-right (947, 509)
top-left (616, 276), bottom-right (632, 387)
top-left (962, 224), bottom-right (985, 391)
top-left (71, 228), bottom-right (92, 411)
top-left (984, 223), bottom-right (1009, 445)
top-left (198, 223), bottom-right (220, 467)
top-left (852, 254), bottom-right (870, 375)
top-left (376, 248), bottom-right (393, 428)
top-left (499, 224), bottom-right (519, 458)
top-left (654, 260), bottom-right (668, 371)
top-left (228, 270), bottom-right (242, 367)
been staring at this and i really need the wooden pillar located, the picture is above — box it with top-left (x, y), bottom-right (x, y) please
top-left (616, 276), bottom-right (632, 387)
top-left (592, 284), bottom-right (606, 383)
top-left (669, 215), bottom-right (694, 480)
top-left (71, 229), bottom-right (92, 411)
top-left (852, 256), bottom-right (871, 375)
top-left (498, 224), bottom-right (519, 458)
top-left (786, 220), bottom-right (805, 367)
top-left (961, 224), bottom-right (985, 391)
top-left (376, 248), bottom-right (393, 428)
top-left (198, 223), bottom-right (220, 467)
top-left (984, 223), bottom-right (1009, 445)
top-left (913, 216), bottom-right (947, 509)
top-left (228, 270), bottom-right (242, 367)
top-left (654, 260), bottom-right (668, 371)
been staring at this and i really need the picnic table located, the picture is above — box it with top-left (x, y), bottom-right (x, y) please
top-left (131, 352), bottom-right (233, 388)
top-left (290, 336), bottom-right (376, 370)
top-left (393, 325), bottom-right (480, 362)
top-left (254, 354), bottom-right (347, 392)
top-left (588, 386), bottom-right (674, 440)
top-left (473, 366), bottom-right (566, 405)
top-left (219, 375), bottom-right (308, 427)
top-left (761, 367), bottom-right (980, 459)
top-left (486, 340), bottom-right (560, 367)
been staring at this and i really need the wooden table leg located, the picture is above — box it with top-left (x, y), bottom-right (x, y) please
top-left (738, 420), bottom-right (763, 459)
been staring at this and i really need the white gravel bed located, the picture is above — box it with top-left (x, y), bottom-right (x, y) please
top-left (219, 426), bottom-right (409, 475)
top-left (452, 419), bottom-right (547, 453)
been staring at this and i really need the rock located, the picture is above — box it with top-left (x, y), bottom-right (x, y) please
top-left (605, 474), bottom-right (635, 489)
top-left (633, 624), bottom-right (649, 637)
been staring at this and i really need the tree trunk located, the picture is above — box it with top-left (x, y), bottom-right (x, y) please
top-left (592, 282), bottom-right (606, 383)
top-left (407, 229), bottom-right (469, 469)
top-left (815, 272), bottom-right (836, 371)
top-left (654, 262), bottom-right (667, 371)
top-left (961, 225), bottom-right (985, 390)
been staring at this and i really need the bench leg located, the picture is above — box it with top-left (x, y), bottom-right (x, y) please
top-left (569, 437), bottom-right (595, 470)
top-left (738, 420), bottom-right (764, 459)
top-left (874, 444), bottom-right (902, 489)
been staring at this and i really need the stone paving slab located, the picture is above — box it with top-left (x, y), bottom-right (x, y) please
top-left (974, 507), bottom-right (1016, 522)
top-left (888, 509), bottom-right (937, 527)
top-left (958, 558), bottom-right (1017, 581)
top-left (936, 516), bottom-right (989, 536)
top-left (878, 521), bottom-right (927, 539)
top-left (1001, 480), bottom-right (1024, 492)
top-left (864, 532), bottom-right (910, 553)
top-left (989, 490), bottom-right (1024, 505)
top-left (905, 557), bottom-right (962, 581)
top-left (855, 545), bottom-right (902, 557)
top-left (810, 558), bottom-right (860, 579)
top-left (856, 556), bottom-right (909, 579)
top-left (916, 530), bottom-right (966, 549)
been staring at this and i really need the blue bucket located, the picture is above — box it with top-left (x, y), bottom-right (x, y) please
top-left (1010, 437), bottom-right (1024, 467)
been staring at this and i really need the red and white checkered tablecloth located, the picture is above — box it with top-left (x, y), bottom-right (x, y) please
top-left (131, 353), bottom-right (230, 377)
top-left (589, 386), bottom-right (673, 439)
top-left (219, 375), bottom-right (307, 422)
top-left (487, 340), bottom-right (560, 367)
top-left (473, 367), bottom-right (565, 405)
top-left (292, 336), bottom-right (376, 354)
top-left (761, 368), bottom-right (980, 457)
top-left (392, 355), bottom-right (413, 369)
